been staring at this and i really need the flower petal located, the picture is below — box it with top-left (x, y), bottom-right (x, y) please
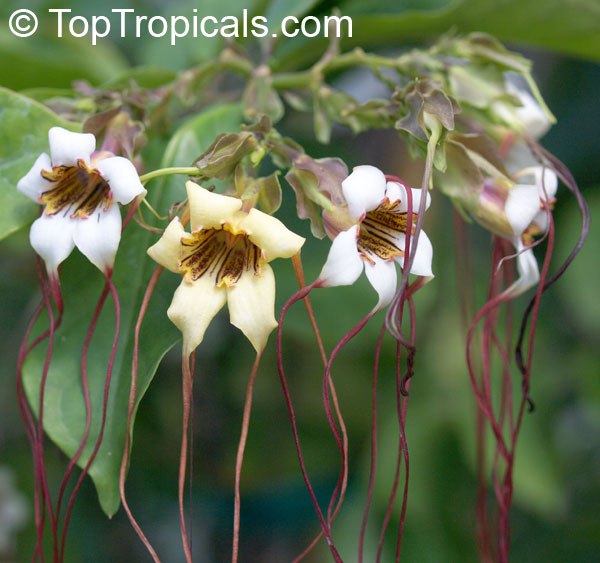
top-left (319, 225), bottom-right (363, 287)
top-left (364, 258), bottom-right (397, 310)
top-left (73, 203), bottom-right (121, 272)
top-left (168, 278), bottom-right (227, 356)
top-left (505, 185), bottom-right (541, 236)
top-left (186, 182), bottom-right (242, 232)
top-left (29, 213), bottom-right (75, 274)
top-left (402, 230), bottom-right (434, 277)
top-left (147, 218), bottom-right (186, 273)
top-left (342, 165), bottom-right (387, 220)
top-left (532, 208), bottom-right (551, 233)
top-left (387, 182), bottom-right (431, 214)
top-left (504, 240), bottom-right (540, 297)
top-left (48, 127), bottom-right (95, 167)
top-left (534, 167), bottom-right (558, 200)
top-left (507, 83), bottom-right (551, 139)
top-left (17, 153), bottom-right (52, 201)
top-left (238, 208), bottom-right (304, 261)
top-left (94, 156), bottom-right (146, 204)
top-left (228, 263), bottom-right (278, 353)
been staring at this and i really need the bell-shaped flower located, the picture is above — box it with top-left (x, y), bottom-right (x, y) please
top-left (318, 165), bottom-right (433, 309)
top-left (477, 165), bottom-right (557, 296)
top-left (17, 127), bottom-right (146, 274)
top-left (148, 182), bottom-right (305, 355)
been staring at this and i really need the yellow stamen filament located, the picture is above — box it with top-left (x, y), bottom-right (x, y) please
top-left (179, 229), bottom-right (262, 287)
top-left (41, 160), bottom-right (112, 218)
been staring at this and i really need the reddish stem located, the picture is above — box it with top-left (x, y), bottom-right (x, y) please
top-left (59, 275), bottom-right (121, 560)
top-left (276, 283), bottom-right (343, 563)
top-left (119, 266), bottom-right (163, 562)
top-left (232, 353), bottom-right (262, 563)
top-left (358, 323), bottom-right (386, 562)
top-left (179, 352), bottom-right (194, 563)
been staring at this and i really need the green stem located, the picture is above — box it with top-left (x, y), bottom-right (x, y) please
top-left (271, 48), bottom-right (409, 90)
top-left (139, 167), bottom-right (202, 185)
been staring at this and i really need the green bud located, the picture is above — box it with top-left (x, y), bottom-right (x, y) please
top-left (313, 94), bottom-right (333, 144)
top-left (395, 79), bottom-right (459, 141)
top-left (453, 33), bottom-right (531, 74)
top-left (236, 167), bottom-right (283, 215)
top-left (243, 66), bottom-right (285, 124)
top-left (195, 132), bottom-right (258, 180)
top-left (285, 155), bottom-right (348, 238)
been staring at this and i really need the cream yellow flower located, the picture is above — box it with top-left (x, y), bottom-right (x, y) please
top-left (148, 182), bottom-right (305, 355)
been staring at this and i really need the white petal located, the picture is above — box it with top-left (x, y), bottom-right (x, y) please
top-left (94, 156), bottom-right (146, 204)
top-left (29, 213), bottom-right (75, 274)
top-left (238, 208), bottom-right (304, 261)
top-left (17, 153), bottom-right (52, 202)
top-left (387, 182), bottom-right (431, 214)
top-left (504, 240), bottom-right (540, 297)
top-left (505, 185), bottom-right (541, 236)
top-left (228, 264), bottom-right (278, 353)
top-left (168, 278), bottom-right (227, 356)
top-left (532, 208), bottom-right (551, 233)
top-left (534, 167), bottom-right (558, 200)
top-left (401, 230), bottom-right (434, 277)
top-left (384, 181), bottom-right (406, 205)
top-left (48, 127), bottom-right (95, 167)
top-left (147, 218), bottom-right (185, 273)
top-left (73, 204), bottom-right (121, 273)
top-left (186, 182), bottom-right (242, 232)
top-left (318, 225), bottom-right (363, 287)
top-left (342, 165), bottom-right (387, 220)
top-left (507, 84), bottom-right (551, 139)
top-left (364, 258), bottom-right (397, 310)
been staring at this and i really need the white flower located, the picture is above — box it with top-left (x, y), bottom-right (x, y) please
top-left (318, 165), bottom-right (433, 309)
top-left (477, 165), bottom-right (557, 296)
top-left (17, 127), bottom-right (146, 274)
top-left (491, 81), bottom-right (552, 140)
top-left (148, 182), bottom-right (305, 355)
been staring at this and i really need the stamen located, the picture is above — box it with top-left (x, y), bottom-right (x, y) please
top-left (40, 161), bottom-right (112, 218)
top-left (179, 229), bottom-right (263, 286)
top-left (358, 202), bottom-right (413, 261)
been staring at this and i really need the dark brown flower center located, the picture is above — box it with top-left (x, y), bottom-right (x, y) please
top-left (179, 228), bottom-right (262, 287)
top-left (357, 200), bottom-right (413, 263)
top-left (40, 160), bottom-right (112, 219)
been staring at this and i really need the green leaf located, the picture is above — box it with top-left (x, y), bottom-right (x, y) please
top-left (0, 30), bottom-right (128, 90)
top-left (23, 224), bottom-right (180, 518)
top-left (22, 104), bottom-right (245, 517)
top-left (0, 88), bottom-right (79, 241)
top-left (274, 0), bottom-right (600, 70)
top-left (264, 0), bottom-right (322, 30)
top-left (349, 0), bottom-right (600, 61)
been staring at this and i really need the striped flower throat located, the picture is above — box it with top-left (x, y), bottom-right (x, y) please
top-left (357, 199), bottom-right (414, 264)
top-left (40, 160), bottom-right (112, 219)
top-left (179, 227), bottom-right (263, 288)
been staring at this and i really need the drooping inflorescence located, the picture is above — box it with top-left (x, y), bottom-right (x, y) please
top-left (5, 29), bottom-right (589, 563)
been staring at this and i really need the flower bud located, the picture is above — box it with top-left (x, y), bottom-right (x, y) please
top-left (195, 132), bottom-right (258, 180)
top-left (285, 154), bottom-right (348, 238)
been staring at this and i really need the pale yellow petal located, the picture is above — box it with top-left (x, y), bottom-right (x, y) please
top-left (238, 208), bottom-right (305, 262)
top-left (168, 278), bottom-right (227, 356)
top-left (147, 218), bottom-right (185, 273)
top-left (227, 264), bottom-right (277, 353)
top-left (186, 181), bottom-right (242, 232)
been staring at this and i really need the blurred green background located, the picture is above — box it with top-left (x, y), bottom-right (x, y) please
top-left (0, 0), bottom-right (598, 561)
